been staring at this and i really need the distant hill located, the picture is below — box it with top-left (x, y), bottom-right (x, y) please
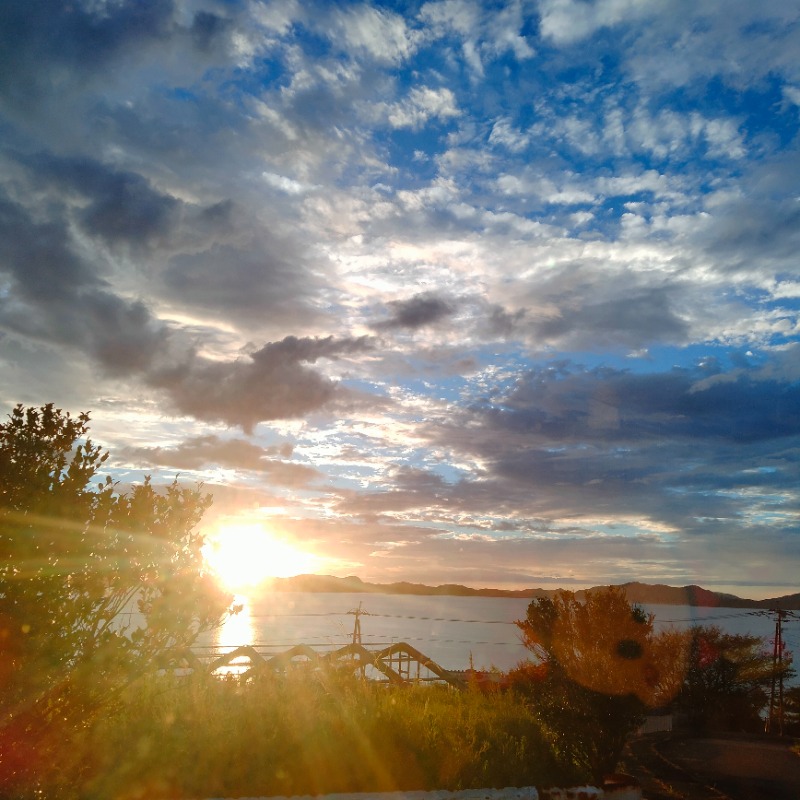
top-left (270, 574), bottom-right (800, 610)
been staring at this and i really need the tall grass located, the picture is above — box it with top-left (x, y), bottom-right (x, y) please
top-left (70, 668), bottom-right (575, 799)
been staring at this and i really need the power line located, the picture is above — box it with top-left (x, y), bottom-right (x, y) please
top-left (653, 610), bottom-right (765, 623)
top-left (246, 610), bottom-right (518, 624)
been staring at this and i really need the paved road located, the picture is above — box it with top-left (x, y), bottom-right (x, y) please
top-left (658, 736), bottom-right (800, 800)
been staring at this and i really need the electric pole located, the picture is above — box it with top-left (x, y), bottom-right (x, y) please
top-left (348, 602), bottom-right (368, 678)
top-left (766, 608), bottom-right (786, 735)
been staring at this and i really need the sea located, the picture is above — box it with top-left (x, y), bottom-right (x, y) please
top-left (194, 591), bottom-right (799, 676)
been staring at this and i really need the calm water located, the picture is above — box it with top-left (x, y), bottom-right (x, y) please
top-left (196, 592), bottom-right (798, 674)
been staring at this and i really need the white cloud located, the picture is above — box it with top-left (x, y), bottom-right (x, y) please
top-left (488, 118), bottom-right (530, 152)
top-left (386, 86), bottom-right (460, 129)
top-left (496, 172), bottom-right (596, 205)
top-left (690, 114), bottom-right (746, 159)
top-left (537, 0), bottom-right (654, 45)
top-left (482, 0), bottom-right (536, 60)
top-left (330, 4), bottom-right (418, 64)
top-left (772, 280), bottom-right (800, 299)
top-left (419, 0), bottom-right (481, 36)
top-left (783, 85), bottom-right (800, 107)
top-left (262, 172), bottom-right (316, 195)
top-left (420, 0), bottom-right (533, 77)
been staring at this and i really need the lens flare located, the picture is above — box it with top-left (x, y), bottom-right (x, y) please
top-left (203, 522), bottom-right (317, 591)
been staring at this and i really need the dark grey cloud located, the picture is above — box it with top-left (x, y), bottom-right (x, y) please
top-left (148, 335), bottom-right (374, 431)
top-left (333, 358), bottom-right (800, 547)
top-left (162, 240), bottom-right (319, 323)
top-left (0, 193), bottom-right (170, 374)
top-left (486, 304), bottom-right (527, 338)
top-left (24, 153), bottom-right (180, 248)
top-left (374, 292), bottom-right (455, 330)
top-left (0, 0), bottom-right (233, 116)
top-left (516, 269), bottom-right (691, 349)
top-left (0, 182), bottom-right (373, 425)
top-left (15, 151), bottom-right (235, 253)
top-left (698, 149), bottom-right (800, 273)
top-left (190, 10), bottom-right (233, 52)
top-left (485, 362), bottom-right (800, 444)
top-left (0, 194), bottom-right (95, 298)
top-left (3, 149), bottom-right (325, 336)
top-left (532, 287), bottom-right (689, 347)
top-left (121, 434), bottom-right (320, 488)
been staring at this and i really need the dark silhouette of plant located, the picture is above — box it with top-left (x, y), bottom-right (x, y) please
top-left (675, 625), bottom-right (792, 733)
top-left (784, 685), bottom-right (800, 734)
top-left (511, 587), bottom-right (684, 783)
top-left (0, 403), bottom-right (231, 795)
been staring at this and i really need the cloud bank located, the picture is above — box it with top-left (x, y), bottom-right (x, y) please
top-left (1, 0), bottom-right (799, 596)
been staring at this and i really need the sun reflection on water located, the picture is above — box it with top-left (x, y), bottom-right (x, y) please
top-left (212, 595), bottom-right (256, 675)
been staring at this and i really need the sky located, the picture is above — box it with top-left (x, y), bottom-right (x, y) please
top-left (1, 0), bottom-right (800, 599)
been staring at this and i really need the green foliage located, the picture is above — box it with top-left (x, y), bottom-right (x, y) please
top-left (56, 669), bottom-right (566, 799)
top-left (675, 625), bottom-right (790, 733)
top-left (785, 685), bottom-right (800, 733)
top-left (512, 587), bottom-right (684, 783)
top-left (0, 404), bottom-right (232, 795)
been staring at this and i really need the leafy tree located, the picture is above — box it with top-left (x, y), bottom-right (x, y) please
top-left (783, 684), bottom-right (800, 734)
top-left (0, 403), bottom-right (232, 795)
top-left (511, 587), bottom-right (684, 783)
top-left (675, 625), bottom-right (791, 733)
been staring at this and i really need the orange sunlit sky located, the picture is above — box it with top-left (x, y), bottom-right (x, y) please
top-left (2, 1), bottom-right (800, 600)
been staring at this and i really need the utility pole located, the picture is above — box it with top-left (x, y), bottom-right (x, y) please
top-left (348, 602), bottom-right (367, 678)
top-left (351, 601), bottom-right (364, 646)
top-left (766, 608), bottom-right (786, 735)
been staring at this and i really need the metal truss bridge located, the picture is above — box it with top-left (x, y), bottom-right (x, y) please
top-left (164, 641), bottom-right (476, 688)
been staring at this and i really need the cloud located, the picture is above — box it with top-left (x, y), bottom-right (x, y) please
top-left (479, 362), bottom-right (800, 445)
top-left (386, 86), bottom-right (460, 130)
top-left (121, 434), bottom-right (321, 487)
top-left (0, 0), bottom-right (173, 104)
top-left (488, 118), bottom-right (530, 153)
top-left (148, 335), bottom-right (375, 431)
top-left (328, 4), bottom-right (418, 64)
top-left (420, 0), bottom-right (534, 76)
top-left (0, 0), bottom-right (240, 122)
top-left (0, 180), bottom-right (373, 427)
top-left (19, 152), bottom-right (183, 251)
top-left (328, 357), bottom-right (800, 578)
top-left (530, 287), bottom-right (690, 349)
top-left (162, 239), bottom-right (322, 326)
top-left (0, 193), bottom-right (170, 375)
top-left (374, 292), bottom-right (456, 330)
top-left (2, 0), bottom-right (800, 594)
top-left (537, 0), bottom-right (654, 45)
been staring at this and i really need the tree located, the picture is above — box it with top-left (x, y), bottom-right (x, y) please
top-left (675, 625), bottom-right (791, 733)
top-left (783, 685), bottom-right (800, 734)
top-left (0, 404), bottom-right (232, 794)
top-left (511, 587), bottom-right (684, 783)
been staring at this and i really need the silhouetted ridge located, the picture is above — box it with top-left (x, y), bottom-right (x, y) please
top-left (268, 575), bottom-right (800, 608)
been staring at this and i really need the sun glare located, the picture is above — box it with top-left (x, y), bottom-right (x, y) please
top-left (203, 523), bottom-right (317, 591)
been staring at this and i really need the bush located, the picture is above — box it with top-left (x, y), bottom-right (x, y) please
top-left (513, 587), bottom-right (685, 783)
top-left (78, 669), bottom-right (566, 798)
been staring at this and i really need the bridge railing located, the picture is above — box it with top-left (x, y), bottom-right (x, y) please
top-left (160, 641), bottom-right (469, 688)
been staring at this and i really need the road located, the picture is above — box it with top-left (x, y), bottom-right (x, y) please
top-left (627, 734), bottom-right (800, 800)
top-left (659, 736), bottom-right (800, 800)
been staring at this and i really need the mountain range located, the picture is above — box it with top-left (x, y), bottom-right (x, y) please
top-left (270, 575), bottom-right (800, 610)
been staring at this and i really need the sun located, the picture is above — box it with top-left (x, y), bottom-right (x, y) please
top-left (203, 522), bottom-right (317, 591)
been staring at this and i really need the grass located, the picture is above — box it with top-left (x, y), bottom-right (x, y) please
top-left (61, 667), bottom-right (575, 799)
